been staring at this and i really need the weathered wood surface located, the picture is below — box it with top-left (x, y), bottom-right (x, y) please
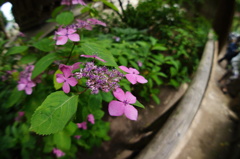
top-left (135, 32), bottom-right (215, 159)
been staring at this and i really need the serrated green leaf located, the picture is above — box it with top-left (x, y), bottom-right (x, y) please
top-left (30, 91), bottom-right (78, 135)
top-left (53, 131), bottom-right (71, 151)
top-left (5, 46), bottom-right (28, 56)
top-left (32, 53), bottom-right (57, 79)
top-left (133, 100), bottom-right (145, 108)
top-left (81, 42), bottom-right (118, 67)
top-left (53, 69), bottom-right (63, 90)
top-left (56, 12), bottom-right (74, 25)
top-left (33, 38), bottom-right (55, 52)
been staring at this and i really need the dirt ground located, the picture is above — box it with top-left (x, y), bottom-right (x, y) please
top-left (169, 43), bottom-right (239, 159)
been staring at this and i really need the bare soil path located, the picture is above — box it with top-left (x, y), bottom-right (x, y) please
top-left (170, 42), bottom-right (237, 159)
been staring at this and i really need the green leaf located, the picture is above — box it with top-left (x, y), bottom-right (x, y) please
top-left (30, 91), bottom-right (78, 135)
top-left (32, 53), bottom-right (57, 79)
top-left (151, 94), bottom-right (160, 105)
top-left (81, 42), bottom-right (118, 67)
top-left (51, 6), bottom-right (64, 18)
top-left (5, 46), bottom-right (28, 56)
top-left (152, 44), bottom-right (167, 51)
top-left (56, 12), bottom-right (74, 25)
top-left (53, 69), bottom-right (63, 90)
top-left (100, 91), bottom-right (113, 102)
top-left (19, 54), bottom-right (38, 64)
top-left (169, 79), bottom-right (180, 88)
top-left (133, 100), bottom-right (145, 108)
top-left (118, 56), bottom-right (128, 66)
top-left (92, 110), bottom-right (105, 119)
top-left (100, 0), bottom-right (119, 11)
top-left (88, 93), bottom-right (102, 111)
top-left (64, 122), bottom-right (77, 136)
top-left (4, 88), bottom-right (24, 108)
top-left (53, 131), bottom-right (71, 151)
top-left (33, 38), bottom-right (55, 52)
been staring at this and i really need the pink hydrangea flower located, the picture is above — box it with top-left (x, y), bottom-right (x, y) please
top-left (53, 148), bottom-right (65, 158)
top-left (87, 114), bottom-right (95, 124)
top-left (76, 19), bottom-right (93, 30)
top-left (17, 78), bottom-right (36, 95)
top-left (74, 135), bottom-right (82, 140)
top-left (55, 28), bottom-right (80, 45)
top-left (56, 64), bottom-right (78, 93)
top-left (119, 66), bottom-right (148, 84)
top-left (108, 88), bottom-right (138, 120)
top-left (86, 18), bottom-right (107, 27)
top-left (61, 0), bottom-right (86, 5)
top-left (80, 54), bottom-right (106, 62)
top-left (77, 121), bottom-right (87, 130)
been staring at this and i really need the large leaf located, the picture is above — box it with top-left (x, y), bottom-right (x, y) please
top-left (53, 131), bottom-right (71, 151)
top-left (5, 46), bottom-right (28, 56)
top-left (56, 12), bottom-right (74, 25)
top-left (33, 38), bottom-right (55, 52)
top-left (81, 42), bottom-right (118, 67)
top-left (30, 91), bottom-right (78, 135)
top-left (31, 53), bottom-right (57, 79)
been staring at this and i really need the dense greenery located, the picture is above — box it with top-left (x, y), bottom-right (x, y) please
top-left (0, 0), bottom-right (210, 158)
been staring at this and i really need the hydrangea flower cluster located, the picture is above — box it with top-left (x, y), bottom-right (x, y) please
top-left (55, 54), bottom-right (148, 120)
top-left (54, 18), bottom-right (106, 45)
top-left (75, 62), bottom-right (124, 94)
top-left (17, 65), bottom-right (36, 95)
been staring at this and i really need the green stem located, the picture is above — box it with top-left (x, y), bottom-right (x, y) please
top-left (66, 43), bottom-right (76, 64)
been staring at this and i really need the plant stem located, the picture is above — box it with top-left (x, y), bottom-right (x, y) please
top-left (66, 43), bottom-right (75, 64)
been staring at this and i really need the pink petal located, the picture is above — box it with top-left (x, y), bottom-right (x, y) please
top-left (125, 91), bottom-right (136, 104)
top-left (71, 62), bottom-right (81, 70)
top-left (25, 87), bottom-right (33, 95)
top-left (28, 81), bottom-right (36, 87)
top-left (17, 83), bottom-right (26, 91)
top-left (67, 77), bottom-right (78, 86)
top-left (125, 74), bottom-right (137, 84)
top-left (56, 36), bottom-right (68, 45)
top-left (129, 68), bottom-right (139, 74)
top-left (56, 28), bottom-right (67, 36)
top-left (62, 82), bottom-right (70, 93)
top-left (95, 56), bottom-right (106, 62)
top-left (56, 74), bottom-right (65, 83)
top-left (87, 114), bottom-right (95, 124)
top-left (108, 101), bottom-right (125, 116)
top-left (60, 65), bottom-right (72, 78)
top-left (68, 33), bottom-right (80, 42)
top-left (67, 28), bottom-right (77, 34)
top-left (113, 88), bottom-right (126, 102)
top-left (136, 75), bottom-right (148, 84)
top-left (124, 104), bottom-right (138, 120)
top-left (72, 0), bottom-right (86, 5)
top-left (119, 66), bottom-right (130, 73)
